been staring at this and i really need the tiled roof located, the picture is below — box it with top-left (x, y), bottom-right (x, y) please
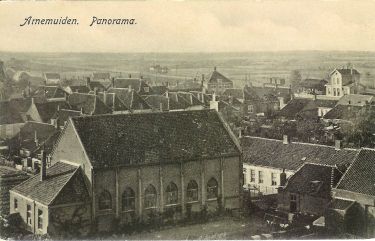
top-left (9, 98), bottom-right (32, 113)
top-left (34, 101), bottom-right (71, 123)
top-left (113, 78), bottom-right (151, 94)
top-left (336, 148), bottom-right (375, 196)
top-left (149, 85), bottom-right (168, 95)
top-left (107, 88), bottom-right (151, 110)
top-left (284, 163), bottom-right (340, 198)
top-left (207, 69), bottom-right (232, 84)
top-left (44, 73), bottom-right (60, 80)
top-left (222, 88), bottom-right (244, 99)
top-left (32, 86), bottom-right (67, 99)
top-left (96, 92), bottom-right (129, 112)
top-left (329, 198), bottom-right (355, 211)
top-left (0, 101), bottom-right (24, 124)
top-left (335, 68), bottom-right (360, 76)
top-left (88, 81), bottom-right (106, 91)
top-left (298, 79), bottom-right (327, 90)
top-left (13, 121), bottom-right (57, 152)
top-left (245, 86), bottom-right (290, 102)
top-left (70, 110), bottom-right (240, 168)
top-left (52, 109), bottom-right (82, 127)
top-left (337, 94), bottom-right (373, 107)
top-left (11, 162), bottom-right (79, 205)
top-left (323, 105), bottom-right (369, 120)
top-left (0, 166), bottom-right (28, 178)
top-left (67, 93), bottom-right (112, 115)
top-left (241, 136), bottom-right (358, 171)
top-left (68, 85), bottom-right (91, 94)
top-left (277, 98), bottom-right (311, 119)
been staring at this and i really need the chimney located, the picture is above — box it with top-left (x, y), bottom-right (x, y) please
top-left (140, 75), bottom-right (143, 80)
top-left (128, 85), bottom-right (132, 93)
top-left (280, 169), bottom-right (287, 186)
top-left (34, 130), bottom-right (39, 146)
top-left (31, 97), bottom-right (35, 105)
top-left (165, 90), bottom-right (169, 98)
top-left (80, 107), bottom-right (84, 114)
top-left (214, 66), bottom-right (217, 71)
top-left (128, 74), bottom-right (132, 78)
top-left (93, 87), bottom-right (98, 96)
top-left (111, 77), bottom-right (115, 88)
top-left (212, 92), bottom-right (216, 102)
top-left (202, 74), bottom-right (205, 82)
top-left (40, 150), bottom-right (47, 181)
top-left (283, 135), bottom-right (289, 144)
top-left (335, 139), bottom-right (341, 150)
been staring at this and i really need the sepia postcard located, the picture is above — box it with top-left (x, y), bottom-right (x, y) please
top-left (0, 0), bottom-right (375, 240)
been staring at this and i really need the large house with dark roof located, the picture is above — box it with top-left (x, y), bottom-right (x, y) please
top-left (241, 136), bottom-right (358, 195)
top-left (12, 110), bottom-right (242, 235)
top-left (203, 67), bottom-right (233, 94)
top-left (327, 148), bottom-right (375, 238)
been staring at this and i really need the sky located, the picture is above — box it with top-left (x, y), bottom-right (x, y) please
top-left (0, 0), bottom-right (375, 53)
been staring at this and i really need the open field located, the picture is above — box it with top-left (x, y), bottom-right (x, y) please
top-left (2, 51), bottom-right (375, 88)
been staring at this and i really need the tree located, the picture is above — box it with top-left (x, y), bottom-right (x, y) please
top-left (339, 107), bottom-right (375, 147)
top-left (289, 70), bottom-right (302, 90)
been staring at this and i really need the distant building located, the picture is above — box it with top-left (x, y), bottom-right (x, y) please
top-left (203, 67), bottom-right (233, 94)
top-left (112, 76), bottom-right (153, 95)
top-left (106, 87), bottom-right (152, 112)
top-left (295, 78), bottom-right (327, 96)
top-left (43, 73), bottom-right (61, 86)
top-left (92, 72), bottom-right (111, 82)
top-left (325, 68), bottom-right (362, 97)
top-left (328, 148), bottom-right (375, 238)
top-left (25, 99), bottom-right (70, 123)
top-left (67, 92), bottom-right (112, 115)
top-left (241, 136), bottom-right (358, 195)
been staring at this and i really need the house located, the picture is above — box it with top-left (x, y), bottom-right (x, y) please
top-left (9, 121), bottom-right (58, 165)
top-left (336, 94), bottom-right (374, 107)
top-left (277, 163), bottom-right (343, 216)
top-left (203, 67), bottom-right (233, 94)
top-left (0, 165), bottom-right (29, 216)
top-left (243, 85), bottom-right (291, 117)
top-left (325, 68), bottom-right (362, 97)
top-left (0, 100), bottom-right (25, 139)
top-left (48, 110), bottom-right (242, 233)
top-left (92, 72), bottom-right (111, 82)
top-left (25, 99), bottom-right (71, 123)
top-left (327, 148), bottom-right (375, 238)
top-left (10, 155), bottom-right (91, 236)
top-left (31, 85), bottom-right (68, 101)
top-left (323, 105), bottom-right (375, 124)
top-left (295, 78), bottom-right (328, 97)
top-left (241, 136), bottom-right (358, 195)
top-left (43, 73), bottom-right (61, 86)
top-left (276, 98), bottom-right (311, 121)
top-left (112, 76), bottom-right (153, 95)
top-left (106, 87), bottom-right (151, 112)
top-left (67, 93), bottom-right (112, 115)
top-left (296, 98), bottom-right (338, 120)
top-left (64, 85), bottom-right (91, 94)
top-left (86, 77), bottom-right (107, 92)
top-left (96, 91), bottom-right (130, 113)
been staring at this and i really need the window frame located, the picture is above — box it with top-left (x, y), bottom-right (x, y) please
top-left (207, 178), bottom-right (219, 200)
top-left (186, 180), bottom-right (199, 203)
top-left (165, 182), bottom-right (179, 206)
top-left (258, 171), bottom-right (264, 184)
top-left (122, 187), bottom-right (136, 212)
top-left (144, 184), bottom-right (157, 209)
top-left (98, 190), bottom-right (112, 211)
top-left (250, 170), bottom-right (256, 182)
top-left (37, 209), bottom-right (43, 230)
top-left (271, 173), bottom-right (277, 186)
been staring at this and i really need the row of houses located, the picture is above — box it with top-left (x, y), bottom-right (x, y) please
top-left (241, 135), bottom-right (375, 238)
